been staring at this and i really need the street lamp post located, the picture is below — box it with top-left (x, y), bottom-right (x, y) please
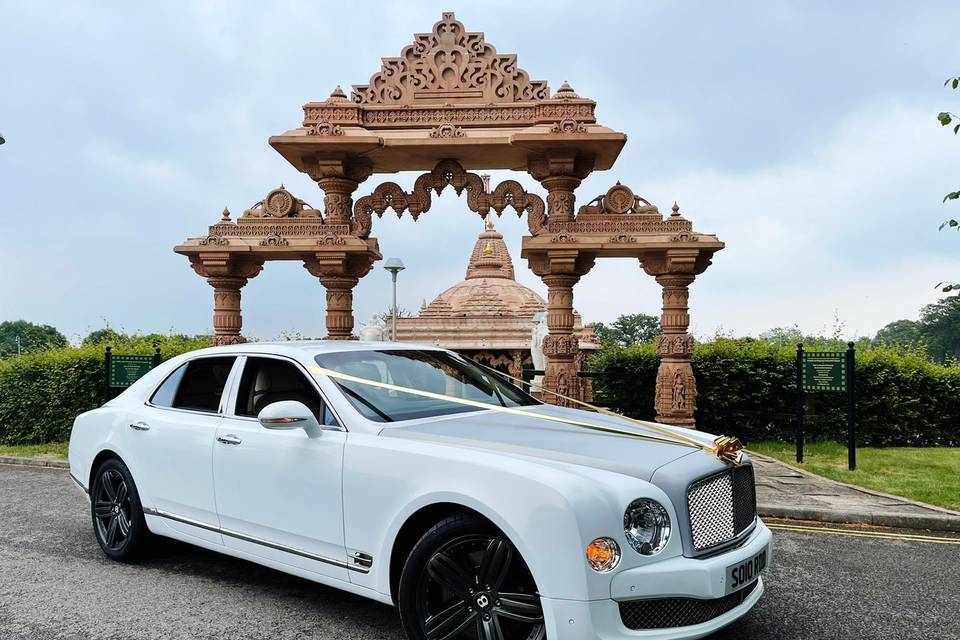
top-left (383, 258), bottom-right (405, 341)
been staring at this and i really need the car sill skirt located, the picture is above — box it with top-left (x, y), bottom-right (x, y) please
top-left (142, 507), bottom-right (370, 573)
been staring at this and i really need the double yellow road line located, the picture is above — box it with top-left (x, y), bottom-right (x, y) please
top-left (767, 521), bottom-right (960, 545)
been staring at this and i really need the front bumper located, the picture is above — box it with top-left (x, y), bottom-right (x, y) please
top-left (540, 520), bottom-right (772, 640)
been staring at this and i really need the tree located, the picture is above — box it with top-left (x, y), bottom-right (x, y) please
top-left (82, 328), bottom-right (124, 346)
top-left (873, 319), bottom-right (923, 349)
top-left (919, 296), bottom-right (960, 362)
top-left (0, 320), bottom-right (67, 357)
top-left (758, 325), bottom-right (804, 346)
top-left (937, 75), bottom-right (959, 293)
top-left (594, 313), bottom-right (660, 348)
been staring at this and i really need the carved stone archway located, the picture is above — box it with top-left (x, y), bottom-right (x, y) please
top-left (175, 12), bottom-right (724, 427)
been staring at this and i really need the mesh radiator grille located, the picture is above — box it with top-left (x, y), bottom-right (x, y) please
top-left (618, 581), bottom-right (759, 630)
top-left (687, 466), bottom-right (756, 551)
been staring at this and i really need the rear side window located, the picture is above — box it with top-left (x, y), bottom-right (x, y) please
top-left (150, 357), bottom-right (236, 413)
top-left (150, 363), bottom-right (188, 407)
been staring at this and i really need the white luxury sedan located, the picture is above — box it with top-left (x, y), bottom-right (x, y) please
top-left (68, 341), bottom-right (771, 640)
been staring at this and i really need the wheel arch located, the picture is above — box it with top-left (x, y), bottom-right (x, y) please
top-left (388, 502), bottom-right (508, 603)
top-left (88, 448), bottom-right (125, 491)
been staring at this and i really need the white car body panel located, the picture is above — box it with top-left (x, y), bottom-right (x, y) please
top-left (68, 341), bottom-right (771, 640)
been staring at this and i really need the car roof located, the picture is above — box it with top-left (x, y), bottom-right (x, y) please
top-left (184, 340), bottom-right (444, 358)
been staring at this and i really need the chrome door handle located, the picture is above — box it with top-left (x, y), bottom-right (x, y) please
top-left (128, 421), bottom-right (150, 431)
top-left (216, 434), bottom-right (242, 446)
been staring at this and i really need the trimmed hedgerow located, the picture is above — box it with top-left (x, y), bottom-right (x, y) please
top-left (591, 339), bottom-right (960, 447)
top-left (0, 336), bottom-right (207, 445)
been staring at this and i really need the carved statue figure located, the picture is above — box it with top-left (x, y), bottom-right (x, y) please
top-left (530, 312), bottom-right (549, 388)
top-left (671, 371), bottom-right (686, 411)
top-left (359, 313), bottom-right (387, 342)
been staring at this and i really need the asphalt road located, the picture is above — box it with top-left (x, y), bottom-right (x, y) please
top-left (0, 465), bottom-right (957, 640)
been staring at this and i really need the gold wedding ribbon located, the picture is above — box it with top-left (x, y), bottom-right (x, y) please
top-left (308, 365), bottom-right (743, 465)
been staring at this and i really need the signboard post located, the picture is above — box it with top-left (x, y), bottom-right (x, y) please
top-left (104, 347), bottom-right (162, 399)
top-left (796, 343), bottom-right (857, 470)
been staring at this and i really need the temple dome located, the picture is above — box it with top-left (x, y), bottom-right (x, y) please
top-left (419, 223), bottom-right (546, 318)
top-left (396, 219), bottom-right (597, 356)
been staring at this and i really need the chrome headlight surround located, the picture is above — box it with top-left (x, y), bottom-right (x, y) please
top-left (624, 498), bottom-right (671, 555)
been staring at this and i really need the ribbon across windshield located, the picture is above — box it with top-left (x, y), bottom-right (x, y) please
top-left (310, 349), bottom-right (742, 465)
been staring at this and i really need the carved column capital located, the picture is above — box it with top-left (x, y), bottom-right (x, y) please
top-left (527, 151), bottom-right (594, 225)
top-left (307, 157), bottom-right (373, 227)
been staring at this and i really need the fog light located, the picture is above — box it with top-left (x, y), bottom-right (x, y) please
top-left (585, 537), bottom-right (621, 572)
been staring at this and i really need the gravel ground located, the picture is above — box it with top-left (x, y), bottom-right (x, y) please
top-left (0, 464), bottom-right (956, 640)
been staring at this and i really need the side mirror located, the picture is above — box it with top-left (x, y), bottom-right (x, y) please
top-left (257, 400), bottom-right (321, 433)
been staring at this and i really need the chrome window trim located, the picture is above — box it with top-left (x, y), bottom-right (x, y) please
top-left (225, 352), bottom-right (347, 432)
top-left (142, 507), bottom-right (369, 573)
top-left (144, 354), bottom-right (241, 417)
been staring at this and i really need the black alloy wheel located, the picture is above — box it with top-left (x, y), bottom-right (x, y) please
top-left (399, 515), bottom-right (545, 640)
top-left (91, 458), bottom-right (148, 560)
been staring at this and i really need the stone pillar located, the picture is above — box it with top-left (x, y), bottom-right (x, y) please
top-left (208, 276), bottom-right (248, 345)
top-left (189, 255), bottom-right (263, 346)
top-left (654, 273), bottom-right (697, 427)
top-left (304, 253), bottom-right (374, 341)
top-left (319, 275), bottom-right (359, 339)
top-left (528, 151), bottom-right (594, 226)
top-left (541, 175), bottom-right (580, 224)
top-left (316, 176), bottom-right (358, 226)
top-left (541, 273), bottom-right (581, 405)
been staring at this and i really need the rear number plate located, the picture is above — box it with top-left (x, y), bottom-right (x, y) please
top-left (725, 547), bottom-right (767, 595)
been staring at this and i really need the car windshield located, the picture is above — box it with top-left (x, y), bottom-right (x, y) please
top-left (313, 349), bottom-right (540, 423)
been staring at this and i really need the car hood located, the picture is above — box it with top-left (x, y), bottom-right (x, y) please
top-left (381, 404), bottom-right (717, 482)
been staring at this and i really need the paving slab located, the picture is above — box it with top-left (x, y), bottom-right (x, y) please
top-left (750, 453), bottom-right (960, 532)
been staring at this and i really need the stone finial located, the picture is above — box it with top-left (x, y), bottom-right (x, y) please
top-left (485, 214), bottom-right (495, 232)
top-left (327, 85), bottom-right (349, 103)
top-left (671, 202), bottom-right (681, 217)
top-left (553, 81), bottom-right (579, 100)
top-left (221, 207), bottom-right (231, 221)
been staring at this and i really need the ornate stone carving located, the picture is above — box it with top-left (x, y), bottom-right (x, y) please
top-left (199, 235), bottom-right (229, 246)
top-left (656, 333), bottom-right (695, 356)
top-left (352, 159), bottom-right (546, 238)
top-left (549, 231), bottom-right (577, 243)
top-left (549, 118), bottom-right (587, 134)
top-left (429, 123), bottom-right (466, 138)
top-left (308, 121), bottom-right (344, 136)
top-left (578, 183), bottom-right (659, 217)
top-left (609, 234), bottom-right (637, 243)
top-left (542, 333), bottom-right (579, 357)
top-left (317, 234), bottom-right (347, 246)
top-left (670, 231), bottom-right (700, 242)
top-left (352, 13), bottom-right (549, 105)
top-left (258, 233), bottom-right (289, 246)
top-left (242, 186), bottom-right (320, 219)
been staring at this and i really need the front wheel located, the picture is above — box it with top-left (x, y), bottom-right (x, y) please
top-left (398, 514), bottom-right (545, 640)
top-left (90, 458), bottom-right (149, 561)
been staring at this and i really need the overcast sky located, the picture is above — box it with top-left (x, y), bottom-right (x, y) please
top-left (2, 0), bottom-right (959, 342)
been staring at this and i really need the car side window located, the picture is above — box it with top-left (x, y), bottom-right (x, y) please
top-left (149, 362), bottom-right (189, 407)
top-left (235, 357), bottom-right (338, 427)
top-left (165, 357), bottom-right (236, 413)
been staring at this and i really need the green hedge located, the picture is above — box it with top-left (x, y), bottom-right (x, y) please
top-left (591, 339), bottom-right (960, 447)
top-left (0, 336), bottom-right (208, 445)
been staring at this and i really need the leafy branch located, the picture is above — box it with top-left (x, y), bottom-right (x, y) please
top-left (938, 76), bottom-right (959, 292)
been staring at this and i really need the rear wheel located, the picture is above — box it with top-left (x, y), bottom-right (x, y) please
top-left (90, 458), bottom-right (149, 561)
top-left (398, 514), bottom-right (545, 640)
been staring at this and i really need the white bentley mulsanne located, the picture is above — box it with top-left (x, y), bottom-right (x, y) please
top-left (68, 341), bottom-right (771, 640)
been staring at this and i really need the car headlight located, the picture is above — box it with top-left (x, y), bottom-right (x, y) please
top-left (624, 498), bottom-right (671, 555)
top-left (585, 537), bottom-right (621, 572)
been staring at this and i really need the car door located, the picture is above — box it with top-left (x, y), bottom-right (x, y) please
top-left (212, 354), bottom-right (349, 580)
top-left (132, 355), bottom-right (239, 545)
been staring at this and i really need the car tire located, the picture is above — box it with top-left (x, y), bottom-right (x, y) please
top-left (398, 513), bottom-right (545, 640)
top-left (90, 457), bottom-right (149, 561)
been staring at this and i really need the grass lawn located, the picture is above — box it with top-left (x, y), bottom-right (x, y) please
top-left (750, 441), bottom-right (960, 512)
top-left (0, 442), bottom-right (68, 461)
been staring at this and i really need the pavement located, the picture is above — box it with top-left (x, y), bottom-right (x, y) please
top-left (1, 464), bottom-right (959, 640)
top-left (750, 453), bottom-right (960, 531)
